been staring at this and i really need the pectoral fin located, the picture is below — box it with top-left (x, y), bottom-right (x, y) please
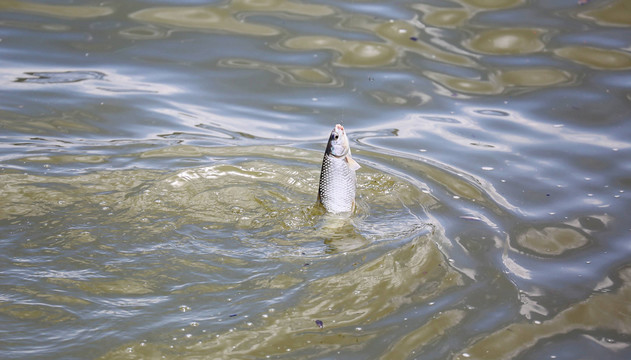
top-left (345, 155), bottom-right (361, 171)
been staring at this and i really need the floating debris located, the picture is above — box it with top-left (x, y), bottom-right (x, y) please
top-left (315, 320), bottom-right (323, 328)
top-left (15, 70), bottom-right (105, 84)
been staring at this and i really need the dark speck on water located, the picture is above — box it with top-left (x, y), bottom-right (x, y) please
top-left (1, 0), bottom-right (630, 359)
top-left (14, 70), bottom-right (106, 84)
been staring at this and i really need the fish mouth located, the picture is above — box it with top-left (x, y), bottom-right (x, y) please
top-left (333, 124), bottom-right (347, 140)
top-left (328, 124), bottom-right (349, 157)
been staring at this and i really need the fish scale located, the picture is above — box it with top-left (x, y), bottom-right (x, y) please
top-left (318, 153), bottom-right (357, 213)
top-left (317, 124), bottom-right (359, 213)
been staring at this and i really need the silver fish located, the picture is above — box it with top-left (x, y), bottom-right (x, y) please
top-left (317, 124), bottom-right (360, 213)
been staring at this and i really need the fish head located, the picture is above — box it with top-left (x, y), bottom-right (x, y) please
top-left (326, 124), bottom-right (350, 157)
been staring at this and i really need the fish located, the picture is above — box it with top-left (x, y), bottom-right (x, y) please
top-left (317, 124), bottom-right (360, 213)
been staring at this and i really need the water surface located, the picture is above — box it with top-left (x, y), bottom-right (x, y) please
top-left (1, 0), bottom-right (631, 359)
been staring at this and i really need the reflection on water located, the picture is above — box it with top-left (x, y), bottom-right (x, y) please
top-left (467, 28), bottom-right (545, 55)
top-left (499, 68), bottom-right (573, 88)
top-left (104, 229), bottom-right (460, 359)
top-left (0, 0), bottom-right (113, 18)
top-left (130, 6), bottom-right (281, 36)
top-left (420, 7), bottom-right (469, 28)
top-left (554, 46), bottom-right (631, 70)
top-left (1, 145), bottom-right (432, 255)
top-left (129, 0), bottom-right (334, 36)
top-left (285, 36), bottom-right (397, 67)
top-left (456, 267), bottom-right (631, 360)
top-left (580, 1), bottom-right (631, 27)
top-left (457, 0), bottom-right (524, 9)
top-left (515, 225), bottom-right (590, 256)
top-left (14, 70), bottom-right (106, 84)
top-left (1, 0), bottom-right (631, 359)
top-left (218, 58), bottom-right (342, 87)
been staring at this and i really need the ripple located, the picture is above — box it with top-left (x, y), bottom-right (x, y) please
top-left (375, 20), bottom-right (476, 66)
top-left (514, 225), bottom-right (590, 256)
top-left (467, 28), bottom-right (545, 55)
top-left (230, 0), bottom-right (334, 16)
top-left (425, 70), bottom-right (503, 95)
top-left (118, 25), bottom-right (168, 40)
top-left (368, 90), bottom-right (429, 106)
top-left (128, 0), bottom-right (334, 37)
top-left (474, 109), bottom-right (510, 116)
top-left (423, 115), bottom-right (462, 123)
top-left (456, 267), bottom-right (631, 359)
top-left (14, 70), bottom-right (105, 84)
top-left (2, 0), bottom-right (113, 18)
top-left (579, 1), bottom-right (631, 27)
top-left (48, 277), bottom-right (157, 296)
top-left (103, 229), bottom-right (461, 358)
top-left (2, 145), bottom-right (432, 258)
top-left (457, 0), bottom-right (524, 9)
top-left (554, 46), bottom-right (631, 70)
top-left (284, 36), bottom-right (397, 67)
top-left (499, 68), bottom-right (573, 87)
top-left (217, 58), bottom-right (342, 87)
top-left (129, 6), bottom-right (280, 36)
top-left (0, 19), bottom-right (71, 32)
top-left (3, 0), bottom-right (631, 358)
top-left (422, 8), bottom-right (469, 28)
top-left (7, 66), bottom-right (180, 101)
top-left (0, 303), bottom-right (76, 323)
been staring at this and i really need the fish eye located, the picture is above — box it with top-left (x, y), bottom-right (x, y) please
top-left (333, 134), bottom-right (339, 140)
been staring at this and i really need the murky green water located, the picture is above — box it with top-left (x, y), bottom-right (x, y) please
top-left (1, 0), bottom-right (631, 359)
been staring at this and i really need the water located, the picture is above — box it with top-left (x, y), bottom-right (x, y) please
top-left (1, 0), bottom-right (630, 359)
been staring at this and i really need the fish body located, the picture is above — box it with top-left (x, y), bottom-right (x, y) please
top-left (317, 124), bottom-right (360, 213)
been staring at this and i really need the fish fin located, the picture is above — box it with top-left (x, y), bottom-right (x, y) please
top-left (345, 155), bottom-right (360, 171)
